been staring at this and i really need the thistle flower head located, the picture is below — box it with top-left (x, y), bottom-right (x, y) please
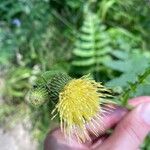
top-left (29, 73), bottom-right (113, 142)
top-left (51, 75), bottom-right (112, 142)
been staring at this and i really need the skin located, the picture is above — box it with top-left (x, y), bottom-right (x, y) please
top-left (44, 96), bottom-right (150, 150)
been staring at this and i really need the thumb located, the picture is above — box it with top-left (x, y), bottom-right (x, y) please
top-left (100, 102), bottom-right (150, 150)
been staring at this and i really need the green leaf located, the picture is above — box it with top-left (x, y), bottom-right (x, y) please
top-left (71, 11), bottom-right (111, 76)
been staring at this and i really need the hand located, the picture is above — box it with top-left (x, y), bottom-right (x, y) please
top-left (44, 96), bottom-right (150, 150)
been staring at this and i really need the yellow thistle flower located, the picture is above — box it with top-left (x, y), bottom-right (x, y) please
top-left (29, 72), bottom-right (113, 142)
top-left (51, 75), bottom-right (113, 142)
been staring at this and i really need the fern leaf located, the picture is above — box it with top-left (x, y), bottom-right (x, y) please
top-left (71, 11), bottom-right (110, 76)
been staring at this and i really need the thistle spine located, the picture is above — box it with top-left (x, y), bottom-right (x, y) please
top-left (48, 73), bottom-right (72, 102)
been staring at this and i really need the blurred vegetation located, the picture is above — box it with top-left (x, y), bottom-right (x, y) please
top-left (0, 0), bottom-right (150, 149)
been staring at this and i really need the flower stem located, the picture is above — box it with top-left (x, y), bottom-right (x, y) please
top-left (121, 67), bottom-right (150, 107)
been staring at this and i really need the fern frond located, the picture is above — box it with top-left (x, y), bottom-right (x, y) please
top-left (71, 11), bottom-right (110, 76)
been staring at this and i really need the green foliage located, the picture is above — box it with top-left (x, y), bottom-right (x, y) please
top-left (121, 67), bottom-right (150, 106)
top-left (105, 50), bottom-right (150, 89)
top-left (0, 103), bottom-right (30, 127)
top-left (104, 0), bottom-right (150, 49)
top-left (0, 0), bottom-right (72, 71)
top-left (71, 11), bottom-right (111, 78)
top-left (3, 66), bottom-right (36, 101)
top-left (108, 27), bottom-right (143, 51)
top-left (0, 104), bottom-right (15, 124)
top-left (0, 25), bottom-right (16, 65)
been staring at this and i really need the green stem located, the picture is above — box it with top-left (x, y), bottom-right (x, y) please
top-left (121, 67), bottom-right (150, 106)
top-left (114, 99), bottom-right (134, 110)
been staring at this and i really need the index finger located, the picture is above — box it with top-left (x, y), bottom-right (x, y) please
top-left (86, 96), bottom-right (150, 141)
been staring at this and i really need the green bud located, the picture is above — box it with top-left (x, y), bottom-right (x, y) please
top-left (27, 86), bottom-right (48, 107)
top-left (28, 73), bottom-right (72, 107)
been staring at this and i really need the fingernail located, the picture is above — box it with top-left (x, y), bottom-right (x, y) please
top-left (140, 103), bottom-right (150, 125)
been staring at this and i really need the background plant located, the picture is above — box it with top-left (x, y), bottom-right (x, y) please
top-left (70, 9), bottom-right (111, 81)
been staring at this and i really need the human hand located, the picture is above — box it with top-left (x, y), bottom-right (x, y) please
top-left (44, 96), bottom-right (150, 150)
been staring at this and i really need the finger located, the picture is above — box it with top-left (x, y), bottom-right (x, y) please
top-left (87, 96), bottom-right (150, 139)
top-left (44, 107), bottom-right (127, 148)
top-left (86, 106), bottom-right (127, 141)
top-left (91, 134), bottom-right (109, 150)
top-left (98, 102), bottom-right (150, 150)
top-left (44, 107), bottom-right (128, 150)
top-left (44, 128), bottom-right (89, 150)
top-left (91, 96), bottom-right (150, 148)
top-left (45, 96), bottom-right (150, 149)
top-left (129, 96), bottom-right (150, 106)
